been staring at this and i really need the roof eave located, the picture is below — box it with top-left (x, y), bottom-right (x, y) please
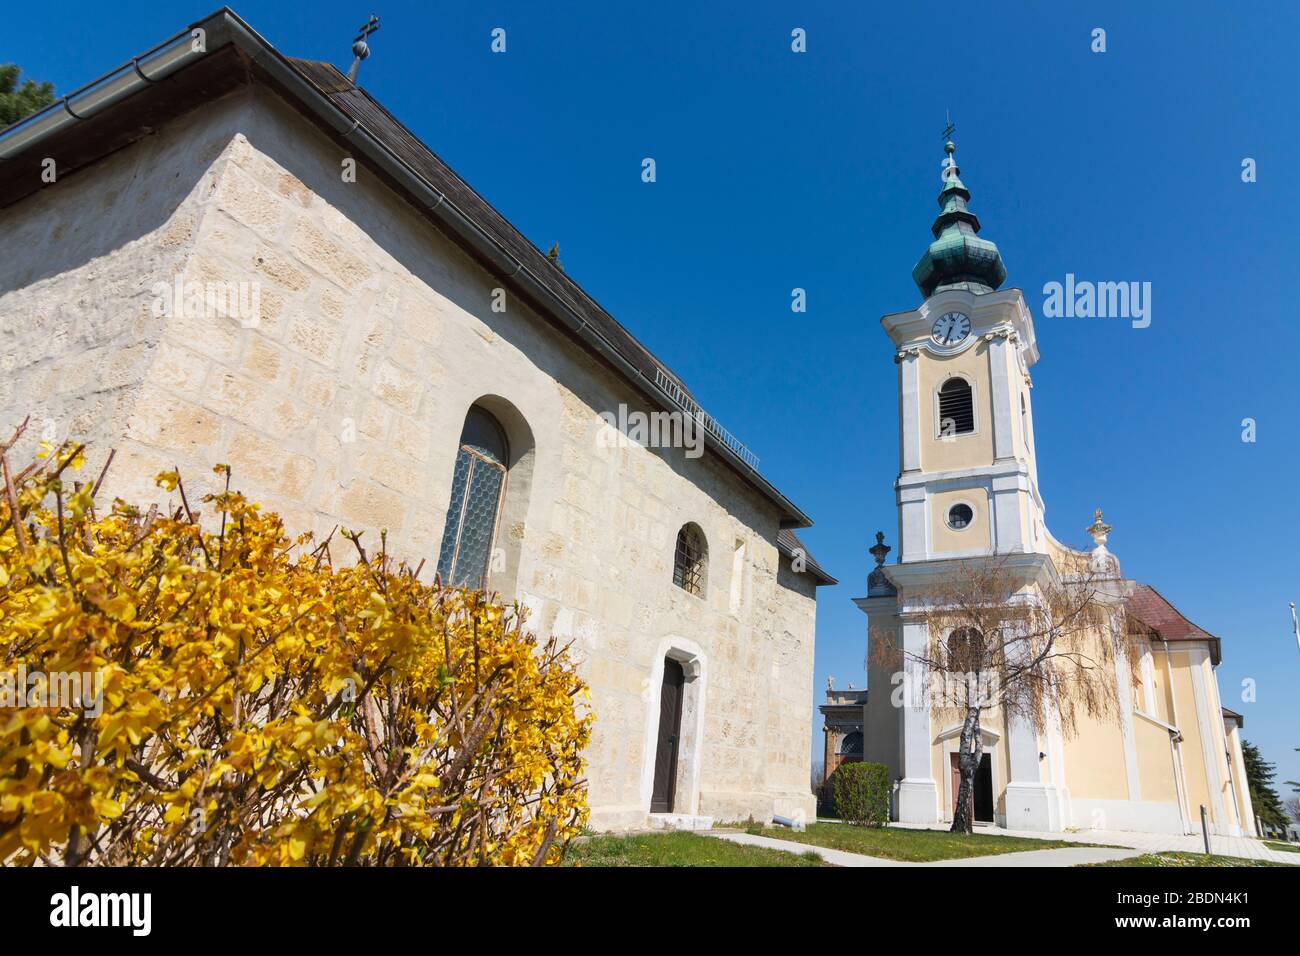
top-left (0, 5), bottom-right (815, 531)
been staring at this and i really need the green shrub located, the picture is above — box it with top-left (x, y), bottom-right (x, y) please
top-left (830, 761), bottom-right (891, 827)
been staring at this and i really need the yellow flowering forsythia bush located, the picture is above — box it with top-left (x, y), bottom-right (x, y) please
top-left (0, 424), bottom-right (591, 866)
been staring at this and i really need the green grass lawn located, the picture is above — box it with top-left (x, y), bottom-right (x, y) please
top-left (1088, 851), bottom-right (1289, 868)
top-left (1263, 841), bottom-right (1300, 854)
top-left (563, 831), bottom-right (825, 867)
top-left (746, 822), bottom-right (1086, 862)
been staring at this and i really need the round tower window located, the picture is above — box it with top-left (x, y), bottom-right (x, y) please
top-left (947, 504), bottom-right (974, 530)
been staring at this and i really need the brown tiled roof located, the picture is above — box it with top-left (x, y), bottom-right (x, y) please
top-left (1222, 706), bottom-right (1244, 727)
top-left (284, 57), bottom-right (685, 402)
top-left (1125, 584), bottom-right (1221, 665)
top-left (280, 56), bottom-right (814, 525)
top-left (777, 528), bottom-right (836, 586)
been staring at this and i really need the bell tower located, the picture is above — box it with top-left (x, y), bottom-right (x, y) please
top-left (857, 133), bottom-right (1068, 829)
top-left (885, 136), bottom-right (1044, 564)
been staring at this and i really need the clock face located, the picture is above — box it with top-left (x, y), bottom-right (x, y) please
top-left (931, 311), bottom-right (971, 346)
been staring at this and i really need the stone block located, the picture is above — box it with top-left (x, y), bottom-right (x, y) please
top-left (371, 360), bottom-right (422, 414)
top-left (226, 428), bottom-right (316, 500)
top-left (288, 313), bottom-right (343, 367)
top-left (290, 220), bottom-right (373, 290)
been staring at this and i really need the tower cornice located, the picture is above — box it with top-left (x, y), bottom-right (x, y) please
top-left (882, 551), bottom-right (1058, 600)
top-left (882, 287), bottom-right (1039, 367)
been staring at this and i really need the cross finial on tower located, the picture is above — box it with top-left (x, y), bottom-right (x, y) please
top-left (941, 112), bottom-right (958, 180)
top-left (347, 14), bottom-right (382, 83)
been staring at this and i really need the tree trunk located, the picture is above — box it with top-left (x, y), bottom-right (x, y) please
top-left (950, 706), bottom-right (982, 834)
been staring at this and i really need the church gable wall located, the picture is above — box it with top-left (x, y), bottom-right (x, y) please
top-left (0, 85), bottom-right (819, 830)
top-left (0, 97), bottom-right (246, 486)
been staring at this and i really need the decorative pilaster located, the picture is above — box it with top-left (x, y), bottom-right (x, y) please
top-left (985, 331), bottom-right (1017, 461)
top-left (1111, 605), bottom-right (1143, 803)
top-left (897, 614), bottom-right (939, 823)
top-left (1002, 593), bottom-right (1065, 830)
top-left (898, 350), bottom-right (921, 473)
top-left (990, 469), bottom-right (1027, 554)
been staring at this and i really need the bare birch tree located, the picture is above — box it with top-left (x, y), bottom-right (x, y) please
top-left (873, 554), bottom-right (1133, 833)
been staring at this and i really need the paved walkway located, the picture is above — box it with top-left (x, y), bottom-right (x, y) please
top-left (707, 831), bottom-right (1142, 867)
top-left (887, 821), bottom-right (1300, 865)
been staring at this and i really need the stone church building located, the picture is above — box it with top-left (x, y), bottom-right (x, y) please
top-left (854, 138), bottom-right (1256, 837)
top-left (0, 9), bottom-right (833, 830)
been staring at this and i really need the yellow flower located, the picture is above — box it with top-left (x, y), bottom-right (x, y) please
top-left (1, 440), bottom-right (591, 867)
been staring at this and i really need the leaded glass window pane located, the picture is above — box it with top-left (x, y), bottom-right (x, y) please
top-left (436, 449), bottom-right (473, 584)
top-left (437, 408), bottom-right (509, 591)
top-left (449, 456), bottom-right (504, 588)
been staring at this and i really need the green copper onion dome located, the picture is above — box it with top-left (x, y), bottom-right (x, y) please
top-left (911, 139), bottom-right (1007, 299)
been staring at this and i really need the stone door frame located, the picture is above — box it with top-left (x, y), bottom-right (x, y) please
top-left (640, 637), bottom-right (708, 817)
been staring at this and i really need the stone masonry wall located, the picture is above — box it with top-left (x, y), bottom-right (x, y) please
top-left (0, 103), bottom-right (241, 476)
top-left (0, 85), bottom-right (819, 829)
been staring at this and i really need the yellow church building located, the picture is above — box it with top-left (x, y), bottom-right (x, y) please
top-left (856, 138), bottom-right (1255, 838)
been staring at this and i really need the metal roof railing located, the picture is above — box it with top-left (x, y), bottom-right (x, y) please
top-left (653, 367), bottom-right (760, 471)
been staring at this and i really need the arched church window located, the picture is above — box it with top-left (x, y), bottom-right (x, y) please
top-left (436, 406), bottom-right (509, 590)
top-left (938, 377), bottom-right (975, 435)
top-left (946, 627), bottom-right (986, 669)
top-left (839, 731), bottom-right (863, 756)
top-left (673, 523), bottom-right (708, 597)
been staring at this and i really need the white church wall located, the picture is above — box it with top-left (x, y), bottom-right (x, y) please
top-left (1070, 798), bottom-right (1186, 835)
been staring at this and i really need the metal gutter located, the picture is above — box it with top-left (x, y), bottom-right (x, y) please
top-left (0, 6), bottom-right (815, 530)
top-left (0, 22), bottom-right (210, 159)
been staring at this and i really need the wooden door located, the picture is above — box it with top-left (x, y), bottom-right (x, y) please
top-left (973, 753), bottom-right (994, 823)
top-left (950, 752), bottom-right (994, 823)
top-left (650, 659), bottom-right (685, 813)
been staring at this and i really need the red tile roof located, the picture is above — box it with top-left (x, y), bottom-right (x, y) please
top-left (1222, 706), bottom-right (1244, 726)
top-left (1125, 584), bottom-right (1221, 665)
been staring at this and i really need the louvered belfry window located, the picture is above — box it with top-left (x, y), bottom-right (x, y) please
top-left (938, 377), bottom-right (975, 435)
top-left (437, 407), bottom-right (509, 590)
top-left (673, 524), bottom-right (707, 596)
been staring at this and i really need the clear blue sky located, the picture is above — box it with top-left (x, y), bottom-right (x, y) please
top-left (8, 1), bottom-right (1298, 797)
